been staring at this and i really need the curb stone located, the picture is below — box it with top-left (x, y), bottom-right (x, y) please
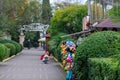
top-left (2, 52), bottom-right (22, 62)
top-left (53, 57), bottom-right (63, 68)
top-left (2, 55), bottom-right (15, 62)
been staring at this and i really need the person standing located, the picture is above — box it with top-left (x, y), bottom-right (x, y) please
top-left (27, 39), bottom-right (31, 49)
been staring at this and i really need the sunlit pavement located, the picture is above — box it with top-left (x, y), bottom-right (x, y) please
top-left (0, 47), bottom-right (66, 80)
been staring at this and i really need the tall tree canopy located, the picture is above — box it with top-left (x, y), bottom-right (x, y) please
top-left (0, 0), bottom-right (42, 41)
top-left (17, 0), bottom-right (42, 25)
top-left (108, 6), bottom-right (120, 23)
top-left (41, 0), bottom-right (52, 24)
top-left (49, 4), bottom-right (87, 36)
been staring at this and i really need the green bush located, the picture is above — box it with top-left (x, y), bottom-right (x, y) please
top-left (0, 43), bottom-right (10, 61)
top-left (48, 33), bottom-right (66, 57)
top-left (48, 32), bottom-right (74, 62)
top-left (48, 37), bottom-right (62, 62)
top-left (0, 37), bottom-right (4, 40)
top-left (88, 58), bottom-right (120, 80)
top-left (4, 43), bottom-right (16, 56)
top-left (74, 31), bottom-right (120, 80)
top-left (55, 43), bottom-right (62, 62)
top-left (0, 40), bottom-right (22, 54)
top-left (19, 44), bottom-right (23, 51)
top-left (5, 40), bottom-right (21, 53)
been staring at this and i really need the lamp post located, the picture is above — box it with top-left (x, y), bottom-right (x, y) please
top-left (88, 0), bottom-right (91, 21)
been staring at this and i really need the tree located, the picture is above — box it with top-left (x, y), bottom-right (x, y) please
top-left (17, 0), bottom-right (42, 25)
top-left (0, 0), bottom-right (23, 41)
top-left (107, 6), bottom-right (120, 23)
top-left (41, 0), bottom-right (52, 24)
top-left (54, 1), bottom-right (71, 9)
top-left (49, 4), bottom-right (87, 36)
top-left (0, 0), bottom-right (42, 42)
top-left (108, 1), bottom-right (120, 18)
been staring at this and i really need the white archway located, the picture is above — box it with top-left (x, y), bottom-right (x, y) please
top-left (19, 23), bottom-right (49, 46)
top-left (21, 23), bottom-right (49, 32)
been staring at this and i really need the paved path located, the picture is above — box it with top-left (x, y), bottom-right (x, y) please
top-left (0, 48), bottom-right (66, 80)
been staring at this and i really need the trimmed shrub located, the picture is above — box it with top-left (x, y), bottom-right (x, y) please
top-left (74, 31), bottom-right (120, 80)
top-left (19, 44), bottom-right (23, 51)
top-left (55, 43), bottom-right (62, 62)
top-left (48, 33), bottom-right (65, 58)
top-left (48, 38), bottom-right (62, 62)
top-left (0, 43), bottom-right (10, 61)
top-left (0, 40), bottom-right (22, 54)
top-left (88, 58), bottom-right (120, 80)
top-left (5, 40), bottom-right (21, 53)
top-left (4, 43), bottom-right (16, 56)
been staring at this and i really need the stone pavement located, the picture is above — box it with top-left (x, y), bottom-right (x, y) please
top-left (0, 47), bottom-right (66, 80)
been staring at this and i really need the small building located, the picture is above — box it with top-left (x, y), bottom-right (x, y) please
top-left (88, 0), bottom-right (120, 31)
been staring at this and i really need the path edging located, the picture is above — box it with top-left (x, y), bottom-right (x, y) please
top-left (2, 52), bottom-right (22, 62)
top-left (53, 57), bottom-right (63, 68)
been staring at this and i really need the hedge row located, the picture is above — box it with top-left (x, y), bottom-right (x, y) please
top-left (48, 33), bottom-right (68, 62)
top-left (0, 40), bottom-right (22, 53)
top-left (0, 43), bottom-right (10, 61)
top-left (4, 43), bottom-right (16, 56)
top-left (74, 31), bottom-right (120, 80)
top-left (0, 39), bottom-right (23, 61)
top-left (88, 58), bottom-right (120, 80)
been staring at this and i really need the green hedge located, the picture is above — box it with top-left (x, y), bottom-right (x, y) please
top-left (74, 31), bottom-right (120, 80)
top-left (19, 44), bottom-right (23, 51)
top-left (48, 32), bottom-right (76, 62)
top-left (4, 43), bottom-right (16, 56)
top-left (4, 40), bottom-right (22, 54)
top-left (48, 33), bottom-right (65, 60)
top-left (0, 40), bottom-right (22, 54)
top-left (0, 43), bottom-right (10, 61)
top-left (48, 37), bottom-right (62, 62)
top-left (88, 58), bottom-right (120, 80)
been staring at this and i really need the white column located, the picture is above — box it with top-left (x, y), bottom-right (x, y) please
top-left (19, 33), bottom-right (25, 46)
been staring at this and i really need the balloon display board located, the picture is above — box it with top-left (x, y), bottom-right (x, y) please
top-left (60, 40), bottom-right (76, 80)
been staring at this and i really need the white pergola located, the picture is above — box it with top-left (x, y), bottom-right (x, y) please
top-left (21, 23), bottom-right (49, 32)
top-left (19, 23), bottom-right (49, 45)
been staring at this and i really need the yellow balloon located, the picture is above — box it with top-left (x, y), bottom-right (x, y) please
top-left (72, 54), bottom-right (75, 58)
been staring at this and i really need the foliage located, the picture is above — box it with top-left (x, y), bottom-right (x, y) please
top-left (90, 2), bottom-right (103, 22)
top-left (88, 58), bottom-right (120, 80)
top-left (0, 37), bottom-right (4, 40)
top-left (4, 43), bottom-right (16, 57)
top-left (0, 0), bottom-right (42, 42)
top-left (49, 4), bottom-right (87, 36)
top-left (0, 43), bottom-right (10, 61)
top-left (74, 31), bottom-right (120, 80)
top-left (0, 40), bottom-right (22, 54)
top-left (5, 40), bottom-right (22, 54)
top-left (48, 32), bottom-right (76, 62)
top-left (108, 7), bottom-right (120, 17)
top-left (0, 0), bottom-right (27, 35)
top-left (24, 31), bottom-right (39, 47)
top-left (48, 33), bottom-right (67, 60)
top-left (54, 1), bottom-right (72, 9)
top-left (54, 43), bottom-right (62, 62)
top-left (108, 6), bottom-right (120, 23)
top-left (41, 0), bottom-right (52, 24)
top-left (48, 33), bottom-right (65, 53)
top-left (17, 0), bottom-right (42, 25)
